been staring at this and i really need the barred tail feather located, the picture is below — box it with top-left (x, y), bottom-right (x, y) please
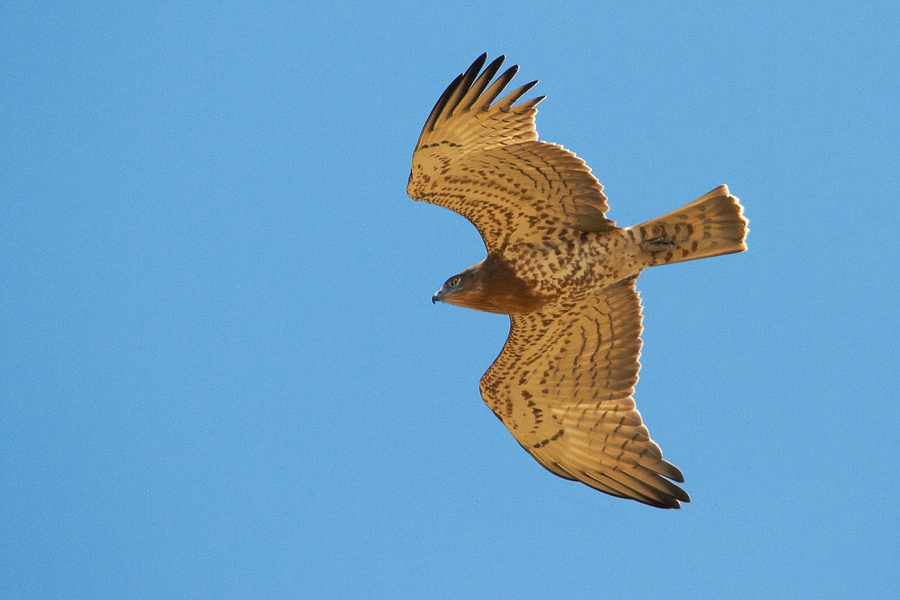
top-left (633, 185), bottom-right (748, 266)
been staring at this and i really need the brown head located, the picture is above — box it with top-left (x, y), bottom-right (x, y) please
top-left (431, 256), bottom-right (546, 315)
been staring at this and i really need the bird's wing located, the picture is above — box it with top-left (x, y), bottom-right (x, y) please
top-left (407, 54), bottom-right (614, 254)
top-left (479, 277), bottom-right (690, 508)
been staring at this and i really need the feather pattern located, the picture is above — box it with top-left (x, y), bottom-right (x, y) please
top-left (480, 277), bottom-right (689, 509)
top-left (409, 54), bottom-right (748, 508)
top-left (408, 54), bottom-right (613, 254)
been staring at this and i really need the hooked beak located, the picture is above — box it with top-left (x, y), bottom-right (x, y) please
top-left (432, 286), bottom-right (448, 304)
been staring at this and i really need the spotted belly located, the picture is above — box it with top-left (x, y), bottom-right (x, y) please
top-left (502, 228), bottom-right (645, 306)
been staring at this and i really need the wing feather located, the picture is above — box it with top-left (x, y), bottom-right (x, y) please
top-left (479, 277), bottom-right (689, 508)
top-left (408, 54), bottom-right (614, 252)
top-left (459, 55), bottom-right (505, 111)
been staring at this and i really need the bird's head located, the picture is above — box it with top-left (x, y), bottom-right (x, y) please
top-left (431, 258), bottom-right (547, 315)
top-left (432, 267), bottom-right (476, 306)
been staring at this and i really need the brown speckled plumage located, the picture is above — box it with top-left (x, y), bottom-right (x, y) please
top-left (408, 54), bottom-right (748, 509)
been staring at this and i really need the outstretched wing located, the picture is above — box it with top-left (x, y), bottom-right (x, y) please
top-left (479, 277), bottom-right (690, 508)
top-left (407, 54), bottom-right (614, 254)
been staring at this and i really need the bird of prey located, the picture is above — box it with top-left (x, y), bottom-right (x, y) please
top-left (407, 54), bottom-right (748, 509)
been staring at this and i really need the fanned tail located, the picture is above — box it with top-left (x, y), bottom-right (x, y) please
top-left (632, 185), bottom-right (748, 266)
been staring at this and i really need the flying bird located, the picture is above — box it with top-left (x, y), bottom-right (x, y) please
top-left (407, 54), bottom-right (748, 509)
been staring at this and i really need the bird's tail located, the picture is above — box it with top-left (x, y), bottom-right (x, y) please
top-left (631, 185), bottom-right (748, 267)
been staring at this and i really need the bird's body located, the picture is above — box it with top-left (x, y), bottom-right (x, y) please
top-left (409, 54), bottom-right (748, 508)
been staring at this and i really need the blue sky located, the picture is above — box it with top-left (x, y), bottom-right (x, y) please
top-left (2, 2), bottom-right (898, 598)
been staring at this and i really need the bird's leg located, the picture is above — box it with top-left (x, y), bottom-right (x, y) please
top-left (641, 237), bottom-right (675, 252)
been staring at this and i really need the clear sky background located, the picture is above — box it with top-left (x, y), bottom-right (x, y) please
top-left (2, 2), bottom-right (898, 598)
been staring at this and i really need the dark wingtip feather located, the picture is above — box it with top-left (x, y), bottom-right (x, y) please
top-left (421, 54), bottom-right (489, 137)
top-left (476, 64), bottom-right (520, 108)
top-left (423, 72), bottom-right (463, 135)
top-left (416, 54), bottom-right (542, 148)
top-left (660, 460), bottom-right (685, 483)
top-left (443, 53), bottom-right (489, 119)
top-left (516, 95), bottom-right (546, 112)
top-left (497, 79), bottom-right (540, 110)
top-left (460, 54), bottom-right (507, 111)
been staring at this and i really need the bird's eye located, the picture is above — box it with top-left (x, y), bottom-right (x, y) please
top-left (450, 276), bottom-right (460, 287)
